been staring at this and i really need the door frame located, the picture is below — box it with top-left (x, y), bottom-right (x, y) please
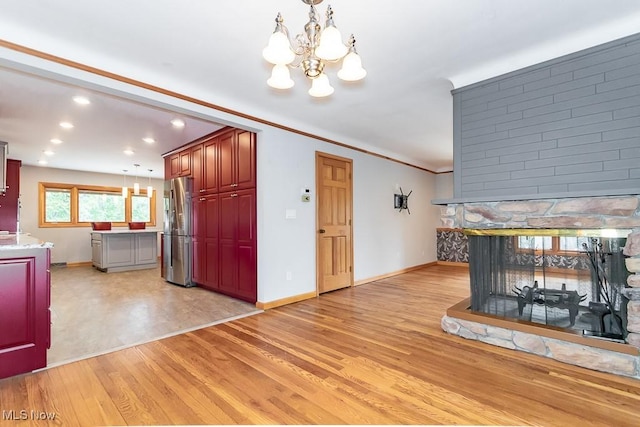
top-left (315, 151), bottom-right (354, 295)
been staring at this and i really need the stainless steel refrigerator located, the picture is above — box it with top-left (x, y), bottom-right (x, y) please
top-left (163, 176), bottom-right (194, 287)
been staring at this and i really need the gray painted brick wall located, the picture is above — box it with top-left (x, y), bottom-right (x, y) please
top-left (452, 33), bottom-right (640, 201)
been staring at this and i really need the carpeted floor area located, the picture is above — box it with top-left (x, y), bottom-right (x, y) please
top-left (47, 265), bottom-right (261, 367)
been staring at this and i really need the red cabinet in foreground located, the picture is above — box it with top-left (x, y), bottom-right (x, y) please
top-left (0, 246), bottom-right (51, 379)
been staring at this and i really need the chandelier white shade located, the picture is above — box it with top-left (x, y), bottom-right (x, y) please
top-left (263, 0), bottom-right (365, 98)
top-left (267, 64), bottom-right (295, 89)
top-left (262, 31), bottom-right (295, 65)
top-left (308, 73), bottom-right (334, 97)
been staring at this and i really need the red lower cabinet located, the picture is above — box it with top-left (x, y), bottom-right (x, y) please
top-left (192, 194), bottom-right (220, 292)
top-left (0, 247), bottom-right (51, 379)
top-left (218, 189), bottom-right (256, 303)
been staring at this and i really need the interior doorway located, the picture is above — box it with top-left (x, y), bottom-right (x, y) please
top-left (315, 152), bottom-right (354, 294)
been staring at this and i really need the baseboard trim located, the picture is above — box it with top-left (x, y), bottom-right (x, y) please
top-left (256, 291), bottom-right (317, 310)
top-left (436, 261), bottom-right (469, 267)
top-left (354, 261), bottom-right (437, 286)
top-left (65, 261), bottom-right (93, 268)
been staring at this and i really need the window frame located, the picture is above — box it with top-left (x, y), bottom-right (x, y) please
top-left (39, 182), bottom-right (156, 228)
top-left (515, 235), bottom-right (586, 255)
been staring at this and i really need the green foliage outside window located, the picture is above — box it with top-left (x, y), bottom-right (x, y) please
top-left (45, 189), bottom-right (71, 222)
top-left (132, 195), bottom-right (151, 222)
top-left (78, 191), bottom-right (125, 222)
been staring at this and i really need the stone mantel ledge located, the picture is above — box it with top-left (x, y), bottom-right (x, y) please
top-left (438, 195), bottom-right (640, 230)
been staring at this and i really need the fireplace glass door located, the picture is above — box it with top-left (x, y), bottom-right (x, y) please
top-left (467, 232), bottom-right (630, 341)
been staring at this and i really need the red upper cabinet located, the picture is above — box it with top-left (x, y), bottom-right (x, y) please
top-left (166, 150), bottom-right (191, 179)
top-left (202, 137), bottom-right (219, 194)
top-left (0, 159), bottom-right (21, 233)
top-left (191, 143), bottom-right (203, 193)
top-left (219, 129), bottom-right (255, 193)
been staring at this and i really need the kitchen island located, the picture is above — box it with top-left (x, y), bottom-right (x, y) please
top-left (91, 229), bottom-right (159, 273)
top-left (0, 234), bottom-right (53, 379)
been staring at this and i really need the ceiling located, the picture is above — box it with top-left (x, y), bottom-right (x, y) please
top-left (1, 0), bottom-right (640, 179)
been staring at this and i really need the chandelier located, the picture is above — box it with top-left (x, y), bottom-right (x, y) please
top-left (262, 0), bottom-right (366, 97)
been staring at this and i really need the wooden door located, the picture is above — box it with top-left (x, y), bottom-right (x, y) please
top-left (316, 153), bottom-right (353, 294)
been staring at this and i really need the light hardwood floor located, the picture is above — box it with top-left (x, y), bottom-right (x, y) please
top-left (2, 264), bottom-right (640, 426)
top-left (48, 265), bottom-right (261, 366)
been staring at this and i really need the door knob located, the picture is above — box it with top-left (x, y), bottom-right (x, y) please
top-left (319, 229), bottom-right (326, 233)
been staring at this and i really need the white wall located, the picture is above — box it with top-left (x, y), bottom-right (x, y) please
top-left (20, 165), bottom-right (164, 264)
top-left (255, 126), bottom-right (440, 303)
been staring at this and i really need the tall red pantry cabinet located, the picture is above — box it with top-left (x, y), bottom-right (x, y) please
top-left (164, 127), bottom-right (256, 303)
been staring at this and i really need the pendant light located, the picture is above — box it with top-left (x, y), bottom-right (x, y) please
top-left (147, 169), bottom-right (153, 198)
top-left (121, 169), bottom-right (128, 197)
top-left (133, 164), bottom-right (140, 196)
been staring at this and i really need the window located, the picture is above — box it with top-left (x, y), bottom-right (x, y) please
top-left (39, 182), bottom-right (156, 228)
top-left (516, 235), bottom-right (590, 254)
top-left (517, 236), bottom-right (552, 251)
top-left (78, 189), bottom-right (125, 222)
top-left (131, 194), bottom-right (151, 223)
top-left (44, 188), bottom-right (72, 223)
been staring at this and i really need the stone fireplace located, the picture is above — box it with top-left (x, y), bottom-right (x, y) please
top-left (439, 195), bottom-right (640, 378)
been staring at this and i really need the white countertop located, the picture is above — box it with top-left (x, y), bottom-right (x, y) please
top-left (91, 229), bottom-right (161, 234)
top-left (0, 234), bottom-right (54, 250)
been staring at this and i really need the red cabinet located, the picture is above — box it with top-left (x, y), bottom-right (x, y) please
top-left (0, 159), bottom-right (21, 232)
top-left (165, 150), bottom-right (191, 179)
top-left (164, 127), bottom-right (257, 303)
top-left (192, 194), bottom-right (219, 291)
top-left (219, 189), bottom-right (256, 302)
top-left (191, 144), bottom-right (203, 193)
top-left (0, 247), bottom-right (51, 379)
top-left (203, 137), bottom-right (219, 193)
top-left (219, 129), bottom-right (255, 192)
top-left (191, 136), bottom-right (219, 195)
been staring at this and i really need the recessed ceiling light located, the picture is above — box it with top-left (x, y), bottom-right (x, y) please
top-left (142, 137), bottom-right (155, 144)
top-left (38, 159), bottom-right (48, 165)
top-left (43, 150), bottom-right (55, 156)
top-left (170, 118), bottom-right (185, 129)
top-left (73, 96), bottom-right (91, 105)
top-left (50, 138), bottom-right (63, 144)
top-left (59, 121), bottom-right (74, 129)
top-left (123, 149), bottom-right (135, 156)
